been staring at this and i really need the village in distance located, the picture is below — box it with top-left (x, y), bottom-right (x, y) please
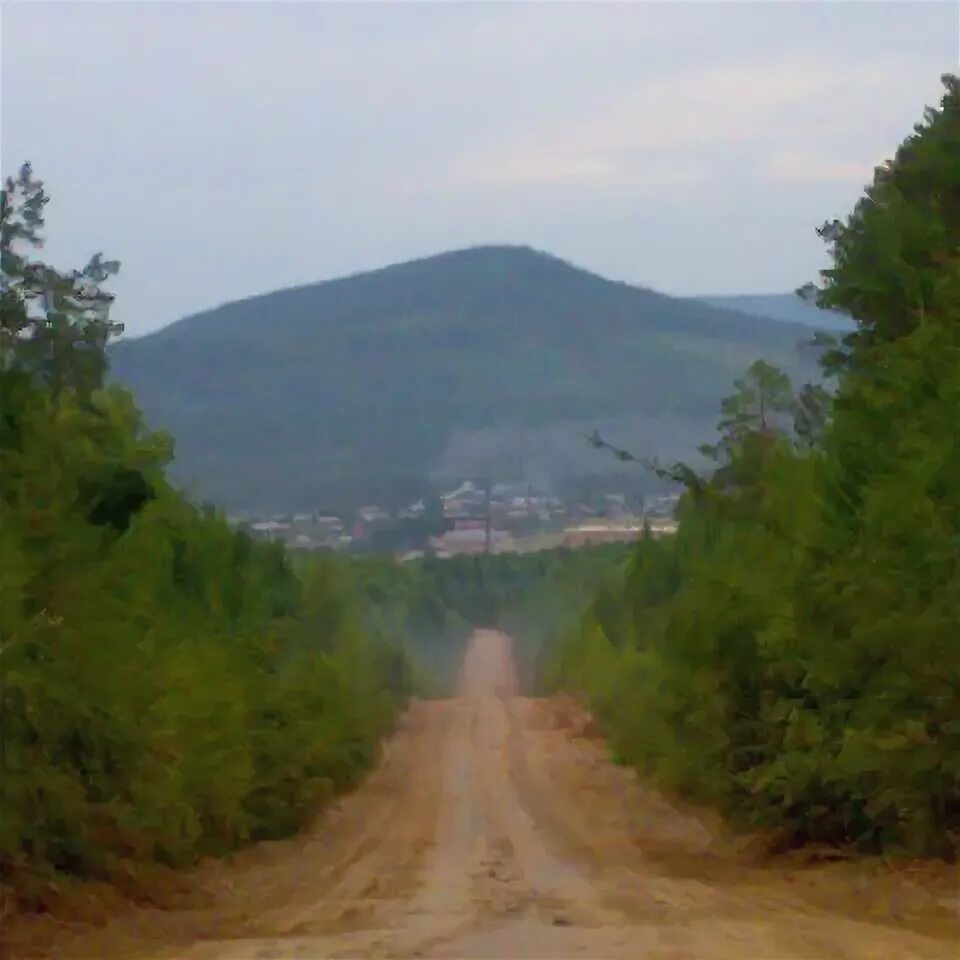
top-left (227, 481), bottom-right (680, 559)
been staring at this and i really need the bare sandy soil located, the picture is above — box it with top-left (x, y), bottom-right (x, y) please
top-left (7, 630), bottom-right (960, 959)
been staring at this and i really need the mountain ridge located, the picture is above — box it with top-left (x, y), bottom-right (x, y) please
top-left (126, 246), bottom-right (818, 345)
top-left (109, 245), bottom-right (821, 512)
top-left (697, 291), bottom-right (852, 331)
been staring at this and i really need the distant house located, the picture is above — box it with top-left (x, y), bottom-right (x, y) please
top-left (453, 518), bottom-right (486, 532)
top-left (442, 481), bottom-right (481, 501)
top-left (562, 520), bottom-right (677, 549)
top-left (357, 505), bottom-right (390, 524)
top-left (428, 527), bottom-right (512, 556)
top-left (250, 520), bottom-right (289, 535)
top-left (443, 498), bottom-right (476, 519)
top-left (562, 524), bottom-right (644, 549)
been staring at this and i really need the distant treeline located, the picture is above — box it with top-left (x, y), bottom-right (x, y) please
top-left (327, 546), bottom-right (634, 697)
top-left (545, 77), bottom-right (960, 858)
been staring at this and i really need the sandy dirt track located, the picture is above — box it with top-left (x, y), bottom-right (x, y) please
top-left (8, 629), bottom-right (960, 959)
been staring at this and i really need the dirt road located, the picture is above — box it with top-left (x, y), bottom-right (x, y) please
top-left (11, 630), bottom-right (960, 959)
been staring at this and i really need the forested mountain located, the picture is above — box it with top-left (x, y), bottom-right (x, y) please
top-left (697, 292), bottom-right (852, 331)
top-left (109, 246), bottom-right (818, 512)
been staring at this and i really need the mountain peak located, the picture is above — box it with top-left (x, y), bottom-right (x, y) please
top-left (110, 246), bottom-right (817, 513)
top-left (326, 243), bottom-right (586, 285)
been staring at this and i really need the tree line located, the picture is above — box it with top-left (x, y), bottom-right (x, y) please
top-left (547, 76), bottom-right (960, 858)
top-left (332, 546), bottom-right (634, 696)
top-left (0, 166), bottom-right (418, 907)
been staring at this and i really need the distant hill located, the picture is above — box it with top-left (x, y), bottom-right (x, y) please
top-left (697, 292), bottom-right (852, 332)
top-left (110, 246), bottom-right (821, 513)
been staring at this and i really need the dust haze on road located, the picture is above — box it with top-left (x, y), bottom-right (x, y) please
top-left (10, 630), bottom-right (960, 959)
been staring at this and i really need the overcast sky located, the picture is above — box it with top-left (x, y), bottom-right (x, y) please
top-left (2, 1), bottom-right (958, 337)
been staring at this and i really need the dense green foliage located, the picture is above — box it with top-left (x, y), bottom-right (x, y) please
top-left (321, 546), bottom-right (634, 697)
top-left (493, 545), bottom-right (636, 694)
top-left (0, 167), bottom-right (412, 902)
top-left (550, 77), bottom-right (960, 858)
top-left (108, 246), bottom-right (817, 514)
